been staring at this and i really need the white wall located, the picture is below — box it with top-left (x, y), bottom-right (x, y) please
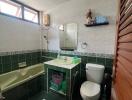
top-left (46, 0), bottom-right (117, 54)
top-left (0, 15), bottom-right (41, 52)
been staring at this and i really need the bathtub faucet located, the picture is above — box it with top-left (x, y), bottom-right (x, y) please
top-left (0, 88), bottom-right (5, 100)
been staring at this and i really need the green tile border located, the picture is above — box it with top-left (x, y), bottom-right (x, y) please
top-left (0, 49), bottom-right (114, 75)
top-left (42, 50), bottom-right (113, 75)
top-left (0, 49), bottom-right (41, 56)
top-left (42, 49), bottom-right (114, 59)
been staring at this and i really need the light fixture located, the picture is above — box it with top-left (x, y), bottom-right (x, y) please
top-left (59, 25), bottom-right (64, 31)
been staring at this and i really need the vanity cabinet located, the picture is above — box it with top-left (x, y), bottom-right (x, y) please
top-left (44, 59), bottom-right (81, 100)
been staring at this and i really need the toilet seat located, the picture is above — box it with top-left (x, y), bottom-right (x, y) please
top-left (80, 81), bottom-right (100, 97)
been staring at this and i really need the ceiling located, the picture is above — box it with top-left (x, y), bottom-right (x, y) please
top-left (18, 0), bottom-right (70, 11)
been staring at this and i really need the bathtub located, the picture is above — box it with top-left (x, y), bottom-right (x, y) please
top-left (0, 63), bottom-right (44, 93)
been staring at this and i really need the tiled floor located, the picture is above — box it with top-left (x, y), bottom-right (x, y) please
top-left (29, 91), bottom-right (108, 100)
top-left (29, 91), bottom-right (67, 100)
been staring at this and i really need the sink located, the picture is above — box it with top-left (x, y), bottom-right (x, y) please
top-left (53, 59), bottom-right (72, 65)
top-left (44, 56), bottom-right (81, 69)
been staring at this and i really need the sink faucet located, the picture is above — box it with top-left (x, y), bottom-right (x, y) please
top-left (57, 51), bottom-right (61, 59)
top-left (0, 88), bottom-right (5, 100)
top-left (63, 56), bottom-right (67, 62)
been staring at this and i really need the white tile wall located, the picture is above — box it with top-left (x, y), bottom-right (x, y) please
top-left (0, 15), bottom-right (41, 52)
top-left (45, 0), bottom-right (118, 55)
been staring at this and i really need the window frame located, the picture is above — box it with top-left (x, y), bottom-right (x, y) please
top-left (0, 0), bottom-right (40, 24)
top-left (23, 7), bottom-right (39, 23)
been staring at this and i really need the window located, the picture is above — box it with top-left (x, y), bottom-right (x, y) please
top-left (0, 0), bottom-right (39, 24)
top-left (0, 0), bottom-right (22, 18)
top-left (24, 7), bottom-right (38, 23)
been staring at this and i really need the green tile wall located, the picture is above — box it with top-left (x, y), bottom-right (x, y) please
top-left (0, 51), bottom-right (41, 74)
top-left (0, 50), bottom-right (113, 75)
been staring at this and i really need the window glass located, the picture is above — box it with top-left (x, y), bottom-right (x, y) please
top-left (24, 7), bottom-right (38, 23)
top-left (0, 0), bottom-right (22, 18)
top-left (0, 0), bottom-right (39, 24)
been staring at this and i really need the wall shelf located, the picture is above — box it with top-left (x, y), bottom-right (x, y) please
top-left (84, 22), bottom-right (109, 27)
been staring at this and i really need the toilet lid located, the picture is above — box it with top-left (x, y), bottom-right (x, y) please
top-left (80, 81), bottom-right (100, 97)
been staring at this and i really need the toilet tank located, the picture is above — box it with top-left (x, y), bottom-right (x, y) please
top-left (86, 63), bottom-right (105, 84)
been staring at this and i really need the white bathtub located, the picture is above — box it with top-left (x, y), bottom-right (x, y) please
top-left (0, 63), bottom-right (44, 93)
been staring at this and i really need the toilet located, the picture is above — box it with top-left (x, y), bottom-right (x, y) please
top-left (80, 63), bottom-right (105, 100)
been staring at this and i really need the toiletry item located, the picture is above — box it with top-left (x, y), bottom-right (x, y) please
top-left (95, 16), bottom-right (108, 24)
top-left (52, 74), bottom-right (63, 84)
top-left (72, 56), bottom-right (80, 64)
top-left (86, 9), bottom-right (93, 24)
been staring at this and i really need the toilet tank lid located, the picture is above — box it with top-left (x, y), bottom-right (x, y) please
top-left (86, 63), bottom-right (105, 70)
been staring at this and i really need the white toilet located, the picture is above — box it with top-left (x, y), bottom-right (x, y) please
top-left (80, 63), bottom-right (105, 100)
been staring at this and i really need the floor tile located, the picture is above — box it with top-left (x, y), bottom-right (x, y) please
top-left (29, 91), bottom-right (67, 100)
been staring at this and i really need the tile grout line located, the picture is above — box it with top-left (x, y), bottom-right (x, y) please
top-left (0, 56), bottom-right (3, 73)
top-left (9, 54), bottom-right (13, 71)
top-left (1, 56), bottom-right (3, 73)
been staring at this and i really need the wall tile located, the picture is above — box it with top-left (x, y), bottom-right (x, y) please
top-left (11, 54), bottom-right (18, 63)
top-left (96, 57), bottom-right (106, 66)
top-left (2, 55), bottom-right (11, 64)
top-left (0, 56), bottom-right (2, 63)
top-left (0, 50), bottom-right (42, 74)
top-left (25, 53), bottom-right (32, 66)
top-left (25, 53), bottom-right (32, 60)
top-left (31, 52), bottom-right (40, 65)
top-left (32, 58), bottom-right (38, 65)
top-left (105, 58), bottom-right (113, 67)
top-left (0, 64), bottom-right (2, 74)
top-left (18, 54), bottom-right (26, 63)
top-left (2, 63), bottom-right (11, 73)
top-left (105, 67), bottom-right (112, 74)
top-left (11, 62), bottom-right (18, 70)
top-left (88, 57), bottom-right (97, 63)
top-left (1, 55), bottom-right (12, 73)
top-left (81, 56), bottom-right (88, 64)
top-left (50, 52), bottom-right (57, 58)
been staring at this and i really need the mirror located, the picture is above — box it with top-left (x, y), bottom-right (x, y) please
top-left (59, 23), bottom-right (77, 51)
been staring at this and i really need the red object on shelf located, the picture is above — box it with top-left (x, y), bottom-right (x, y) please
top-left (52, 74), bottom-right (63, 85)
